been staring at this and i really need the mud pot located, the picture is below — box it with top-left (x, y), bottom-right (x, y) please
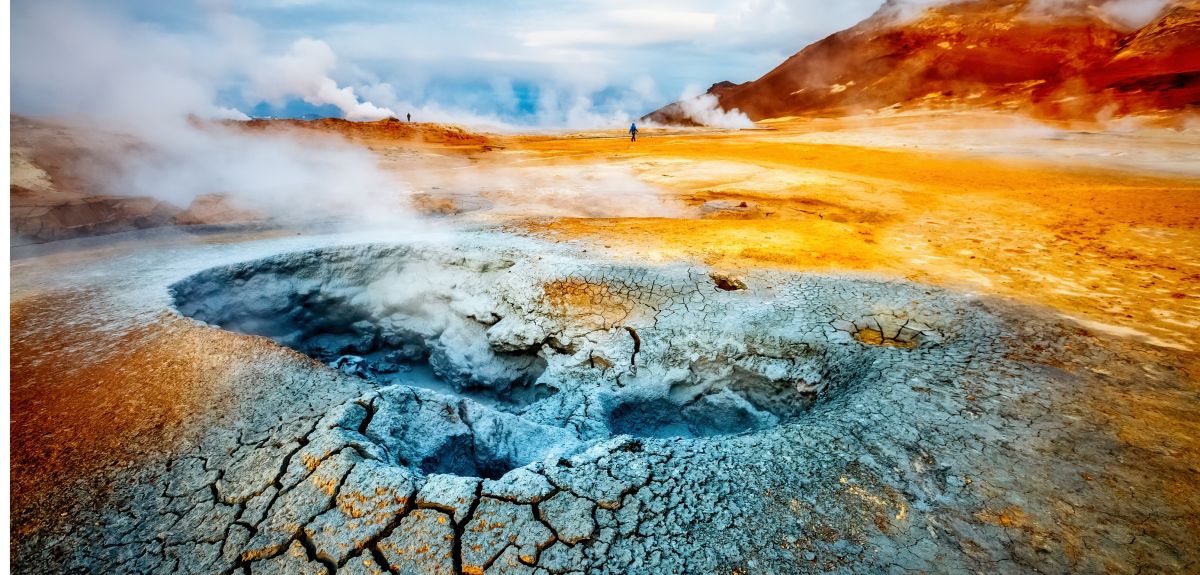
top-left (15, 239), bottom-right (1198, 574)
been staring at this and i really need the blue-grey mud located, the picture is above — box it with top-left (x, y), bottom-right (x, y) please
top-left (11, 226), bottom-right (1200, 574)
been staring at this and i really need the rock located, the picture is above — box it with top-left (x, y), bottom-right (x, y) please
top-left (699, 200), bottom-right (764, 220)
top-left (10, 194), bottom-right (181, 245)
top-left (459, 401), bottom-right (582, 480)
top-left (362, 388), bottom-right (478, 476)
top-left (384, 345), bottom-right (426, 363)
top-left (709, 272), bottom-right (747, 291)
top-left (173, 193), bottom-right (265, 226)
top-left (330, 355), bottom-right (371, 378)
top-left (303, 333), bottom-right (363, 359)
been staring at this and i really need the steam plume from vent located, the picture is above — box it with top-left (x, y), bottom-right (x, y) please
top-left (252, 38), bottom-right (396, 122)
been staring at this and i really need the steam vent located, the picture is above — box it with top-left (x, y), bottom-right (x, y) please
top-left (11, 1), bottom-right (1200, 574)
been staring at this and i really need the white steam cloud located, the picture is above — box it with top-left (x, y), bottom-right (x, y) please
top-left (643, 86), bottom-right (755, 129)
top-left (11, 0), bottom-right (415, 226)
top-left (675, 93), bottom-right (755, 128)
top-left (252, 38), bottom-right (397, 121)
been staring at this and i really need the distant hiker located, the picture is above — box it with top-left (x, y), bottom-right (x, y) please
top-left (629, 122), bottom-right (638, 142)
top-left (407, 112), bottom-right (412, 122)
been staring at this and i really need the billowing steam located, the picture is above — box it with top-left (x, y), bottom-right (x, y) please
top-left (674, 93), bottom-right (755, 129)
top-left (643, 85), bottom-right (755, 129)
top-left (252, 39), bottom-right (397, 121)
top-left (10, 0), bottom-right (414, 228)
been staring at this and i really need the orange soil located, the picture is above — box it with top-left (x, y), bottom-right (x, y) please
top-left (502, 125), bottom-right (1200, 353)
top-left (9, 291), bottom-right (296, 533)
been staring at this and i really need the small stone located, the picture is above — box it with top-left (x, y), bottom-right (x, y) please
top-left (709, 272), bottom-right (748, 291)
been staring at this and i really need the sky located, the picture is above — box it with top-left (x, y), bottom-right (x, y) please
top-left (11, 0), bottom-right (894, 128)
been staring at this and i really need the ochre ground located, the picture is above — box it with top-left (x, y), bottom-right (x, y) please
top-left (491, 119), bottom-right (1200, 355)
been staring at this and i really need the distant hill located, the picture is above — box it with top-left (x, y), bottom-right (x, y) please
top-left (237, 117), bottom-right (494, 148)
top-left (645, 0), bottom-right (1200, 124)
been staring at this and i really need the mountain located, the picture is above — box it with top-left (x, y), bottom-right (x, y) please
top-left (645, 0), bottom-right (1200, 124)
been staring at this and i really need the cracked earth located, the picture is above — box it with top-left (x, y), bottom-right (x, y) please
top-left (11, 231), bottom-right (1200, 574)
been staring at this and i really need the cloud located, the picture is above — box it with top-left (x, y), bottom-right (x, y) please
top-left (14, 0), bottom-right (1174, 131)
top-left (522, 9), bottom-right (718, 48)
top-left (11, 0), bottom-right (395, 124)
top-left (9, 0), bottom-right (905, 128)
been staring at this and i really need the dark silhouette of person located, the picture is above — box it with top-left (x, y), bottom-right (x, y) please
top-left (407, 113), bottom-right (412, 122)
top-left (629, 122), bottom-right (638, 142)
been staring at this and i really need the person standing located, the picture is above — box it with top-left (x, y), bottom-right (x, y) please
top-left (407, 112), bottom-right (412, 122)
top-left (629, 122), bottom-right (638, 142)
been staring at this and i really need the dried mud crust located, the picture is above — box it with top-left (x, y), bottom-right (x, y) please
top-left (25, 243), bottom-right (1199, 574)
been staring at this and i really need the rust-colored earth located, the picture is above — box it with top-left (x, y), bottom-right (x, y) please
top-left (648, 0), bottom-right (1200, 123)
top-left (493, 117), bottom-right (1200, 356)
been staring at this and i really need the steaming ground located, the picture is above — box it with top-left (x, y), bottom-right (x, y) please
top-left (10, 114), bottom-right (1200, 574)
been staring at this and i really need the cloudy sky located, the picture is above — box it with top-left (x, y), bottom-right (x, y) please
top-left (13, 0), bottom-right (894, 128)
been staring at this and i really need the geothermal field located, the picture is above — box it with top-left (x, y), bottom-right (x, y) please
top-left (8, 1), bottom-right (1200, 574)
